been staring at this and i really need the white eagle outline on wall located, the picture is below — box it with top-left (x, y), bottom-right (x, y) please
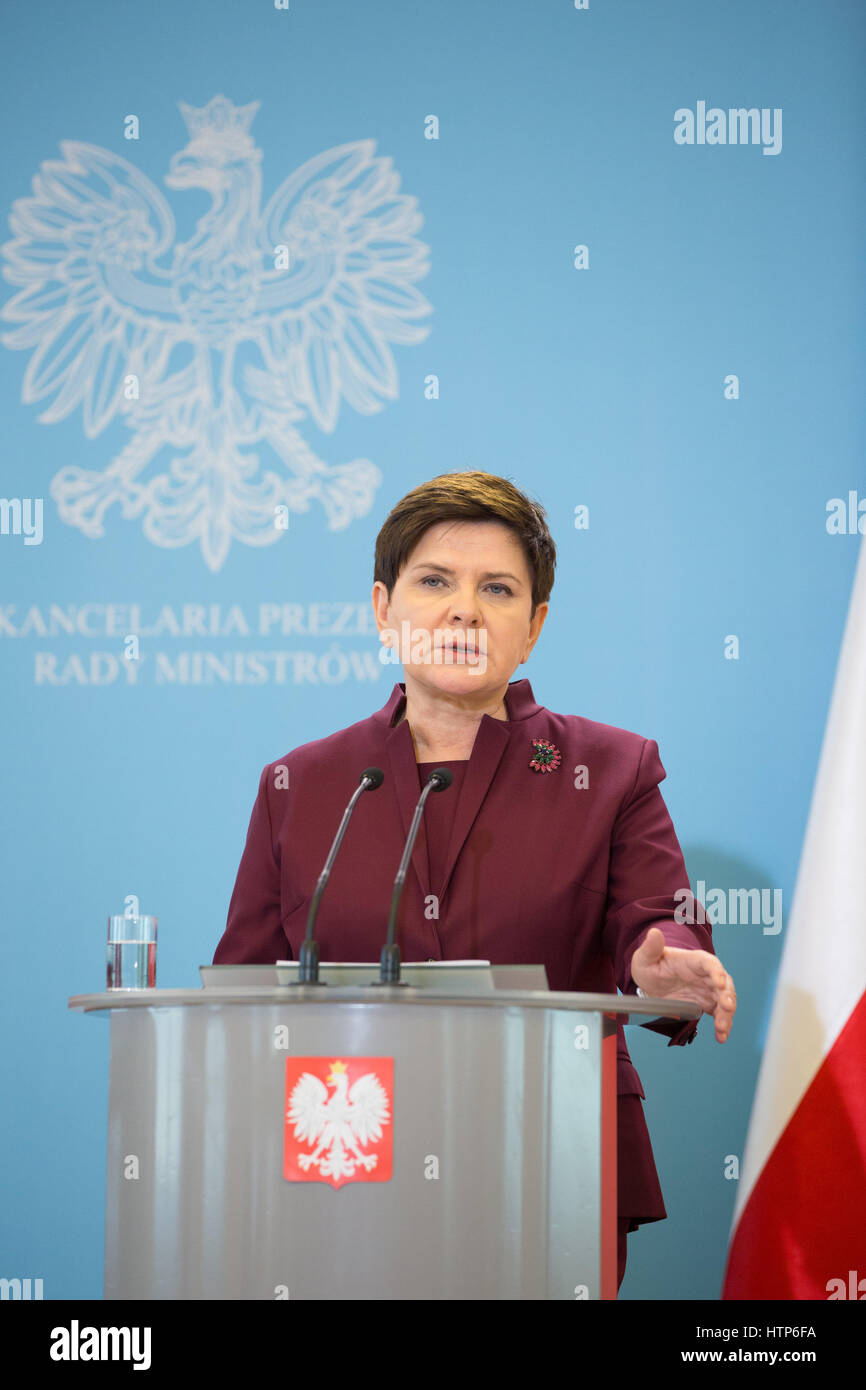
top-left (0, 96), bottom-right (432, 571)
top-left (288, 1060), bottom-right (391, 1183)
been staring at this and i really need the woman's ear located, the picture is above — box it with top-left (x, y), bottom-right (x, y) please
top-left (522, 601), bottom-right (549, 660)
top-left (371, 580), bottom-right (390, 633)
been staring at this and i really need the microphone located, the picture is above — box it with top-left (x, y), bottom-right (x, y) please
top-left (375, 767), bottom-right (453, 986)
top-left (295, 767), bottom-right (385, 985)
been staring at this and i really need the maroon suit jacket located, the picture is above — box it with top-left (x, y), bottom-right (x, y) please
top-left (214, 677), bottom-right (714, 1226)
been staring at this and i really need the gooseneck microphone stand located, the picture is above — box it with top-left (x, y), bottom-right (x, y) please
top-left (295, 767), bottom-right (384, 985)
top-left (375, 767), bottom-right (453, 986)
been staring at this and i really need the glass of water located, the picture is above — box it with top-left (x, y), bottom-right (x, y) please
top-left (106, 915), bottom-right (157, 990)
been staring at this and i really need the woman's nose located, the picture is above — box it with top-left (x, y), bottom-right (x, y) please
top-left (447, 591), bottom-right (482, 624)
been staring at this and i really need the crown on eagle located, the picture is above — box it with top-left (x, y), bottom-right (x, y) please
top-left (178, 96), bottom-right (260, 153)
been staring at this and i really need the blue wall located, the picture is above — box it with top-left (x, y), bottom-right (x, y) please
top-left (1, 0), bottom-right (863, 1300)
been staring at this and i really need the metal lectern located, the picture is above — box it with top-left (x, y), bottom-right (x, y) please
top-left (69, 976), bottom-right (699, 1301)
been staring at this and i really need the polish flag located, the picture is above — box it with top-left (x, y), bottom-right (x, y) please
top-left (723, 536), bottom-right (866, 1300)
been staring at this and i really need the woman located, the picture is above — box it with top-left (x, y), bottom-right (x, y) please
top-left (214, 469), bottom-right (737, 1293)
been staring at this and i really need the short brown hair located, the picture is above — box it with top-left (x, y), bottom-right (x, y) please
top-left (374, 470), bottom-right (556, 617)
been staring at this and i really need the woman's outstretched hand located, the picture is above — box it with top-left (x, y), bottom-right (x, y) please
top-left (630, 926), bottom-right (737, 1043)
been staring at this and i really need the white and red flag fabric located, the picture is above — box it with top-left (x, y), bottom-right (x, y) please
top-left (284, 1056), bottom-right (393, 1188)
top-left (723, 537), bottom-right (866, 1299)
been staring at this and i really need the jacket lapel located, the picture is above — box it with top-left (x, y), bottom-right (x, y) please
top-left (375, 678), bottom-right (543, 907)
top-left (384, 714), bottom-right (431, 904)
top-left (436, 715), bottom-right (510, 903)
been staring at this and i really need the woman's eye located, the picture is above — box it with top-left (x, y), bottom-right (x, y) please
top-left (420, 576), bottom-right (512, 595)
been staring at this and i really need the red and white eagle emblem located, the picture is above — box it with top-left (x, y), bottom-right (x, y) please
top-left (283, 1057), bottom-right (393, 1187)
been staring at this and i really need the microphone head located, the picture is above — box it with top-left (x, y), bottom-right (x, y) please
top-left (361, 766), bottom-right (385, 790)
top-left (430, 767), bottom-right (453, 791)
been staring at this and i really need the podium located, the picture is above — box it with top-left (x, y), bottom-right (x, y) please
top-left (69, 975), bottom-right (699, 1300)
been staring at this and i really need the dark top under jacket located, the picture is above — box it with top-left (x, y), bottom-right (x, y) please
top-left (214, 677), bottom-right (714, 1230)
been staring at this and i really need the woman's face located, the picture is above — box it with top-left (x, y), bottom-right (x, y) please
top-left (372, 519), bottom-right (548, 704)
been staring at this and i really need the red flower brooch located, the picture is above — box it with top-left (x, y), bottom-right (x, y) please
top-left (529, 738), bottom-right (561, 773)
